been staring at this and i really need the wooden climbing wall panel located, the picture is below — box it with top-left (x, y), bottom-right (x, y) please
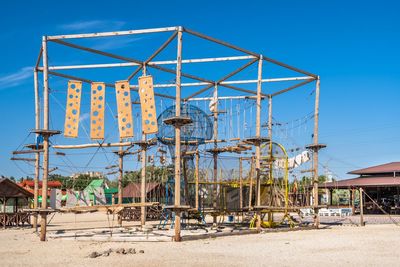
top-left (90, 82), bottom-right (105, 140)
top-left (64, 80), bottom-right (82, 138)
top-left (138, 75), bottom-right (158, 134)
top-left (115, 80), bottom-right (134, 138)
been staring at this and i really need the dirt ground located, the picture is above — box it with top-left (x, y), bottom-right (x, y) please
top-left (1, 213), bottom-right (399, 267)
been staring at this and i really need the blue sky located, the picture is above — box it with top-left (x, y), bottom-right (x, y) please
top-left (1, 0), bottom-right (399, 180)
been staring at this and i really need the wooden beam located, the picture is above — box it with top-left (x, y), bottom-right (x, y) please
top-left (127, 31), bottom-right (178, 81)
top-left (184, 58), bottom-right (258, 100)
top-left (47, 26), bottom-right (179, 40)
top-left (43, 70), bottom-right (176, 100)
top-left (52, 141), bottom-right (136, 149)
top-left (50, 38), bottom-right (216, 89)
top-left (271, 78), bottom-right (315, 97)
top-left (184, 27), bottom-right (318, 78)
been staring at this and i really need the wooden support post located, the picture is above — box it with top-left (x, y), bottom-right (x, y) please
top-left (3, 197), bottom-right (6, 229)
top-left (351, 189), bottom-right (356, 215)
top-left (141, 134), bottom-right (147, 227)
top-left (312, 78), bottom-right (320, 227)
top-left (40, 36), bottom-right (50, 241)
top-left (195, 150), bottom-right (200, 210)
top-left (359, 187), bottom-right (364, 226)
top-left (174, 27), bottom-right (183, 242)
top-left (212, 84), bottom-right (219, 224)
top-left (33, 68), bottom-right (40, 232)
top-left (255, 56), bottom-right (263, 231)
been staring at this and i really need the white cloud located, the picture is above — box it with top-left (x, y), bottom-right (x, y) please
top-left (79, 113), bottom-right (90, 123)
top-left (58, 20), bottom-right (126, 31)
top-left (0, 67), bottom-right (33, 90)
top-left (92, 37), bottom-right (143, 50)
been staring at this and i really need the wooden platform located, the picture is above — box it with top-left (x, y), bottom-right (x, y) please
top-left (243, 136), bottom-right (270, 145)
top-left (30, 129), bottom-right (62, 136)
top-left (305, 143), bottom-right (327, 151)
top-left (58, 202), bottom-right (159, 213)
top-left (163, 116), bottom-right (193, 126)
top-left (163, 205), bottom-right (191, 211)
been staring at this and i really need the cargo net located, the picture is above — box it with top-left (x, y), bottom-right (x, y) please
top-left (157, 104), bottom-right (213, 162)
top-left (260, 142), bottom-right (289, 208)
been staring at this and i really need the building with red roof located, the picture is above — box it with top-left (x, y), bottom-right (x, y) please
top-left (317, 162), bottom-right (400, 214)
top-left (18, 179), bottom-right (62, 197)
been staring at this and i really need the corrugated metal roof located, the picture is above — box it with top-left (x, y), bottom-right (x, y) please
top-left (348, 162), bottom-right (400, 175)
top-left (320, 175), bottom-right (400, 189)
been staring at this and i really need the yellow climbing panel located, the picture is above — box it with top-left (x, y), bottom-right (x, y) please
top-left (64, 80), bottom-right (82, 138)
top-left (90, 82), bottom-right (105, 140)
top-left (138, 75), bottom-right (158, 134)
top-left (115, 80), bottom-right (134, 138)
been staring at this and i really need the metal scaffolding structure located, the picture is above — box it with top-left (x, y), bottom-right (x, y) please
top-left (31, 26), bottom-right (322, 242)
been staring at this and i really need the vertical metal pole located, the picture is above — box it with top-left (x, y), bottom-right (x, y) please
top-left (141, 67), bottom-right (147, 227)
top-left (239, 157), bottom-right (243, 211)
top-left (174, 27), bottom-right (183, 242)
top-left (248, 157), bottom-right (254, 208)
top-left (118, 149), bottom-right (123, 205)
top-left (212, 85), bottom-right (218, 224)
top-left (313, 78), bottom-right (320, 227)
top-left (195, 150), bottom-right (199, 210)
top-left (117, 147), bottom-right (123, 226)
top-left (267, 95), bottom-right (273, 223)
top-left (255, 56), bottom-right (263, 230)
top-left (359, 187), bottom-right (364, 226)
top-left (141, 135), bottom-right (147, 227)
top-left (33, 68), bottom-right (40, 232)
top-left (351, 189), bottom-right (356, 215)
top-left (40, 36), bottom-right (50, 241)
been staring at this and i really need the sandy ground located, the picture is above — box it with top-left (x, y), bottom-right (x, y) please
top-left (1, 213), bottom-right (399, 267)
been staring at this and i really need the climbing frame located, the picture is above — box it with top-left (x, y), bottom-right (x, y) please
top-left (115, 80), bottom-right (134, 138)
top-left (90, 82), bottom-right (105, 139)
top-left (64, 80), bottom-right (82, 138)
top-left (138, 75), bottom-right (158, 134)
